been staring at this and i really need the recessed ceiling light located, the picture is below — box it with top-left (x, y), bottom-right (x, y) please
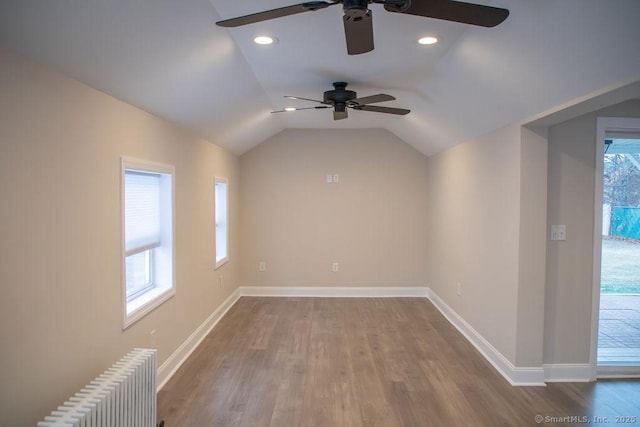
top-left (418, 36), bottom-right (438, 45)
top-left (285, 107), bottom-right (296, 112)
top-left (254, 35), bottom-right (277, 45)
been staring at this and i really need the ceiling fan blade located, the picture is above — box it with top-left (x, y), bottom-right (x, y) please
top-left (216, 1), bottom-right (338, 27)
top-left (354, 105), bottom-right (410, 115)
top-left (353, 94), bottom-right (395, 105)
top-left (384, 0), bottom-right (509, 28)
top-left (271, 106), bottom-right (330, 113)
top-left (285, 95), bottom-right (327, 104)
top-left (334, 110), bottom-right (348, 120)
top-left (343, 10), bottom-right (374, 55)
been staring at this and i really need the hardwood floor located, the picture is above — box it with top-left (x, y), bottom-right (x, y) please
top-left (158, 297), bottom-right (640, 426)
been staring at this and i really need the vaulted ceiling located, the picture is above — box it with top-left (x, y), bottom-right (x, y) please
top-left (0, 0), bottom-right (639, 156)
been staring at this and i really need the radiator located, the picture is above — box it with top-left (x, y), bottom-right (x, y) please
top-left (38, 348), bottom-right (157, 427)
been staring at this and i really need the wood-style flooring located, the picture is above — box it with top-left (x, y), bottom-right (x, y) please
top-left (157, 297), bottom-right (640, 426)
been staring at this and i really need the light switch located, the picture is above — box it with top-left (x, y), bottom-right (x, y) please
top-left (551, 225), bottom-right (566, 241)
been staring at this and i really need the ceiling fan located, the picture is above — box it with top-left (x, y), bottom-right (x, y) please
top-left (216, 0), bottom-right (509, 55)
top-left (271, 81), bottom-right (410, 120)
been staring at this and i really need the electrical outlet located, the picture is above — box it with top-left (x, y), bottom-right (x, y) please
top-left (326, 174), bottom-right (333, 183)
top-left (457, 283), bottom-right (462, 296)
top-left (150, 329), bottom-right (156, 349)
top-left (333, 173), bottom-right (339, 183)
top-left (551, 224), bottom-right (566, 241)
top-left (258, 261), bottom-right (266, 272)
top-left (332, 262), bottom-right (339, 272)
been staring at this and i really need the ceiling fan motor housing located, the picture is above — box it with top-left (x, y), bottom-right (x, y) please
top-left (383, 0), bottom-right (412, 13)
top-left (323, 81), bottom-right (357, 106)
top-left (343, 0), bottom-right (370, 17)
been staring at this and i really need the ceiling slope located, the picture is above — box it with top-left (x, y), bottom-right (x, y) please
top-left (0, 0), bottom-right (281, 153)
top-left (0, 0), bottom-right (639, 155)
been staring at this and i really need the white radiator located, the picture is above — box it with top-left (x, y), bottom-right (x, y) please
top-left (38, 348), bottom-right (157, 427)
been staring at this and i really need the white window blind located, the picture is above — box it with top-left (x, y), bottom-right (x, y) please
top-left (125, 170), bottom-right (161, 254)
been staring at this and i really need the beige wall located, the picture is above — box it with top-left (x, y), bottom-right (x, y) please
top-left (426, 124), bottom-right (522, 363)
top-left (544, 99), bottom-right (640, 364)
top-left (426, 124), bottom-right (548, 367)
top-left (239, 128), bottom-right (429, 287)
top-left (0, 46), bottom-right (240, 426)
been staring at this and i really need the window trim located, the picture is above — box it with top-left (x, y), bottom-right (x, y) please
top-left (214, 176), bottom-right (229, 270)
top-left (121, 157), bottom-right (175, 329)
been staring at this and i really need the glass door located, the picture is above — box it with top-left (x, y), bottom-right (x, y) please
top-left (598, 136), bottom-right (640, 372)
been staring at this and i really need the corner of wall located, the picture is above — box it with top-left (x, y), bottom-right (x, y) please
top-left (515, 126), bottom-right (548, 367)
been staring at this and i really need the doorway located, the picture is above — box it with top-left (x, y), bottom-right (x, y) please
top-left (593, 117), bottom-right (640, 377)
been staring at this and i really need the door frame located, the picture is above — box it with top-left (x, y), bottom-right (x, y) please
top-left (590, 116), bottom-right (640, 379)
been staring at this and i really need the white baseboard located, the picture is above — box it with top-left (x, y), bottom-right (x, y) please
top-left (156, 288), bottom-right (241, 391)
top-left (543, 364), bottom-right (592, 382)
top-left (239, 286), bottom-right (429, 298)
top-left (597, 364), bottom-right (640, 379)
top-left (426, 289), bottom-right (546, 386)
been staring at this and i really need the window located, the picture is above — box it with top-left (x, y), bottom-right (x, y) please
top-left (122, 157), bottom-right (175, 328)
top-left (215, 177), bottom-right (229, 269)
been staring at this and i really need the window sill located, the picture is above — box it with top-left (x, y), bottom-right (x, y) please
top-left (123, 286), bottom-right (175, 329)
top-left (215, 257), bottom-right (228, 270)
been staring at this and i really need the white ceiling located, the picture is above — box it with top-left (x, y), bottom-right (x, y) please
top-left (0, 0), bottom-right (639, 156)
